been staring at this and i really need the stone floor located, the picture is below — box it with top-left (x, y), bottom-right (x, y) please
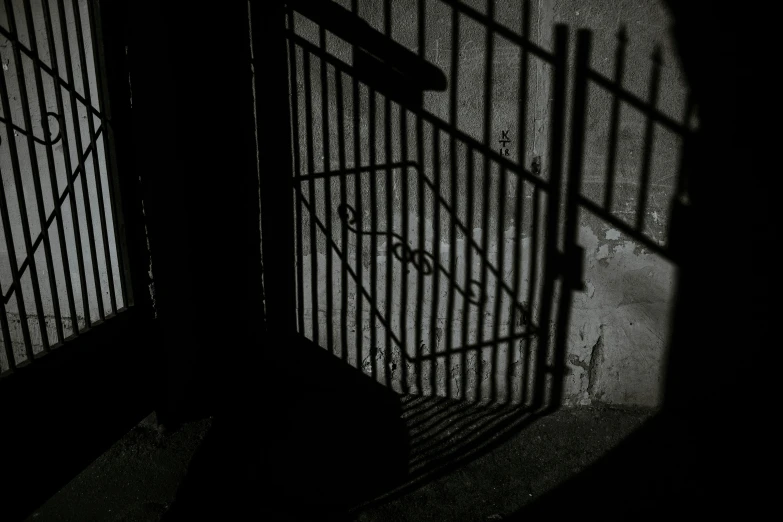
top-left (25, 401), bottom-right (671, 522)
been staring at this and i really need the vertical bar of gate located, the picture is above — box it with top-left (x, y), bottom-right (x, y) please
top-left (368, 85), bottom-right (377, 380)
top-left (444, 3), bottom-right (459, 400)
top-left (491, 160), bottom-right (506, 403)
top-left (531, 25), bottom-right (567, 410)
top-left (383, 106), bottom-right (393, 388)
top-left (21, 0), bottom-right (71, 344)
top-left (1, 0), bottom-right (52, 353)
top-left (302, 49), bottom-right (318, 343)
top-left (54, 0), bottom-right (100, 326)
top-left (523, 178), bottom-right (539, 406)
top-left (399, 100), bottom-right (409, 394)
top-left (0, 156), bottom-right (34, 360)
top-left (0, 163), bottom-right (33, 361)
top-left (428, 126), bottom-right (440, 394)
top-left (0, 50), bottom-right (22, 365)
top-left (382, 0), bottom-right (393, 389)
top-left (318, 24), bottom-right (334, 355)
top-left (18, 0), bottom-right (64, 345)
top-left (513, 0), bottom-right (531, 405)
top-left (414, 0), bottom-right (426, 396)
top-left (635, 46), bottom-right (662, 231)
top-left (41, 0), bottom-right (85, 334)
top-left (303, 50), bottom-right (319, 344)
top-left (0, 276), bottom-right (15, 370)
top-left (351, 0), bottom-right (363, 372)
top-left (69, 0), bottom-right (116, 317)
top-left (335, 70), bottom-right (348, 362)
top-left (287, 10), bottom-right (305, 336)
top-left (603, 27), bottom-right (626, 212)
top-left (549, 29), bottom-right (590, 409)
top-left (460, 146), bottom-right (473, 401)
top-left (477, 0), bottom-right (495, 402)
top-left (85, 0), bottom-right (132, 308)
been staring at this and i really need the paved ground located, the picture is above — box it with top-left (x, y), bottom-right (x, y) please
top-left (352, 402), bottom-right (653, 521)
top-left (25, 415), bottom-right (212, 522)
top-left (25, 402), bottom-right (657, 522)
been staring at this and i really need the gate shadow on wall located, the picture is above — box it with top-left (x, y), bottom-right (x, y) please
top-left (284, 0), bottom-right (565, 511)
top-left (263, 0), bottom-right (688, 515)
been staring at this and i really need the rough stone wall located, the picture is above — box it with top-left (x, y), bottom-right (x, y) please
top-left (287, 0), bottom-right (688, 407)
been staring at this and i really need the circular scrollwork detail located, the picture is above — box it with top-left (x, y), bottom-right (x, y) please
top-left (391, 242), bottom-right (411, 263)
top-left (466, 279), bottom-right (484, 305)
top-left (409, 249), bottom-right (434, 275)
top-left (44, 112), bottom-right (62, 145)
top-left (391, 243), bottom-right (434, 275)
top-left (337, 203), bottom-right (358, 228)
top-left (0, 112), bottom-right (62, 147)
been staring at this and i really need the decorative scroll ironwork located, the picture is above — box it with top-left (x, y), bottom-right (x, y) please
top-left (0, 112), bottom-right (62, 146)
top-left (338, 202), bottom-right (485, 306)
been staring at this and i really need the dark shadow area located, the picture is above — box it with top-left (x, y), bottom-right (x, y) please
top-left (504, 410), bottom-right (712, 520)
top-left (0, 310), bottom-right (157, 522)
top-left (161, 332), bottom-right (409, 521)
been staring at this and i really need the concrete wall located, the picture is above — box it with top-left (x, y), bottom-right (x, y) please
top-left (286, 0), bottom-right (688, 408)
top-left (0, 0), bottom-right (123, 369)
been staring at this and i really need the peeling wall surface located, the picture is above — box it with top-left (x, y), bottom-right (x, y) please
top-left (0, 0), bottom-right (124, 368)
top-left (286, 0), bottom-right (688, 408)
